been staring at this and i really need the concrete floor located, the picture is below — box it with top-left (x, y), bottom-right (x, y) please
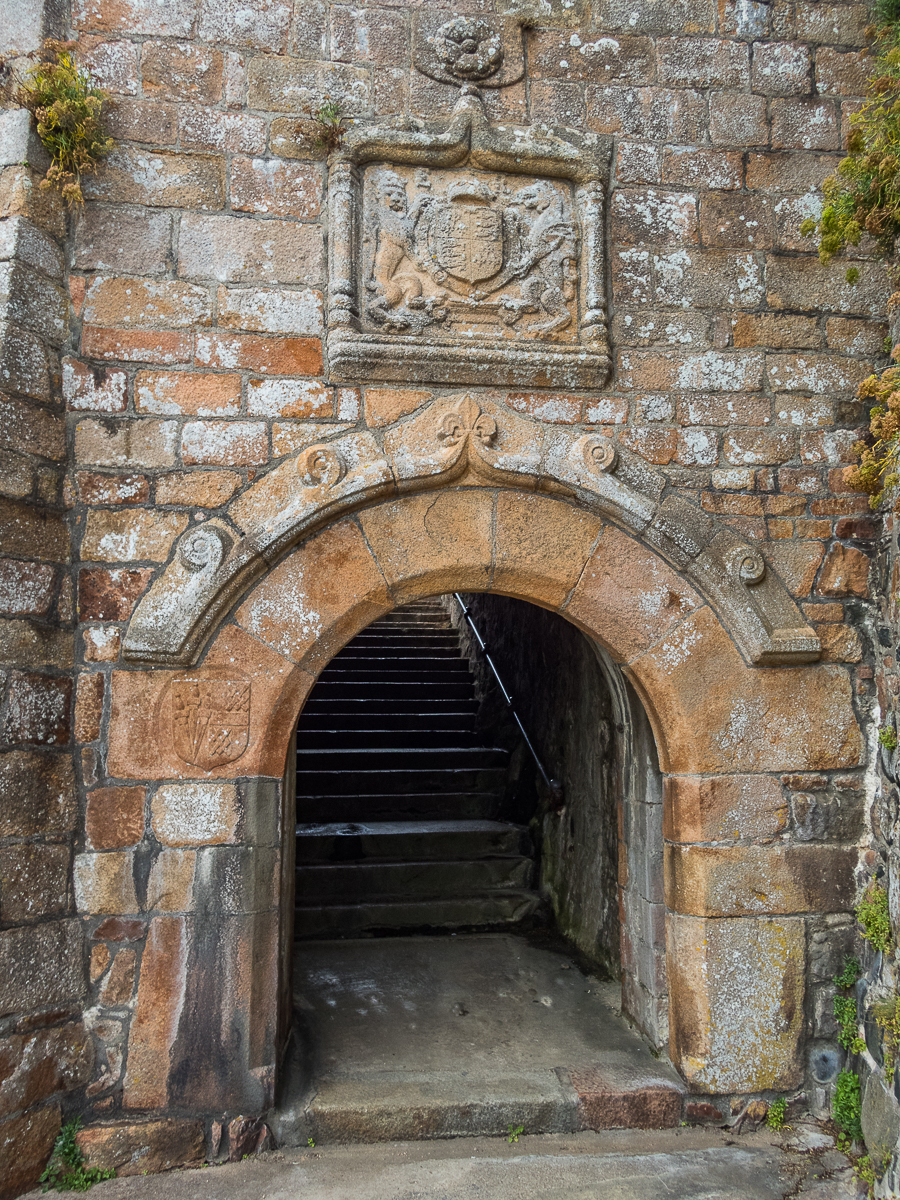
top-left (273, 932), bottom-right (684, 1143)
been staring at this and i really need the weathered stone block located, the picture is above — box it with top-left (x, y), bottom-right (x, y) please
top-left (83, 146), bottom-right (225, 210)
top-left (73, 205), bottom-right (171, 276)
top-left (246, 379), bottom-right (332, 419)
top-left (818, 543), bottom-right (870, 598)
top-left (529, 31), bottom-right (656, 83)
top-left (247, 56), bottom-right (370, 113)
top-left (0, 498), bottom-right (68, 561)
top-left (569, 1063), bottom-right (683, 1130)
top-left (77, 1118), bottom-right (205, 1177)
top-left (146, 849), bottom-right (196, 912)
top-left (771, 98), bottom-right (840, 150)
top-left (0, 844), bottom-right (70, 923)
top-left (0, 261), bottom-right (67, 346)
top-left (628, 608), bottom-right (862, 774)
top-left (85, 786), bottom-right (145, 851)
top-left (0, 920), bottom-right (84, 1018)
top-left (151, 782), bottom-right (239, 847)
top-left (77, 473), bottom-right (149, 506)
top-left (74, 418), bottom-right (179, 469)
top-left (0, 558), bottom-right (56, 616)
top-left (667, 914), bottom-right (805, 1092)
top-left (142, 41), bottom-right (224, 104)
top-left (78, 567), bottom-right (153, 621)
top-left (155, 470), bottom-right (241, 508)
top-left (4, 671), bottom-right (71, 746)
top-left (217, 286), bottom-right (323, 337)
top-left (63, 358), bottom-right (127, 413)
top-left (0, 750), bottom-right (74, 838)
top-left (665, 843), bottom-right (856, 916)
top-left (103, 99), bottom-right (178, 146)
top-left (664, 775), bottom-right (788, 843)
top-left (135, 371), bottom-right (241, 416)
top-left (0, 1023), bottom-right (92, 1119)
top-left (181, 421), bottom-right (268, 466)
top-left (0, 1105), bottom-right (61, 1200)
top-left (81, 509), bottom-right (188, 564)
top-left (179, 106), bottom-right (266, 155)
top-left (99, 948), bottom-right (136, 1005)
top-left (230, 157), bottom-right (321, 219)
top-left (81, 326), bottom-right (193, 365)
top-left (751, 41), bottom-right (811, 95)
top-left (178, 213), bottom-right (323, 285)
top-left (83, 277), bottom-right (213, 329)
top-left (0, 318), bottom-right (52, 401)
top-left (194, 330), bottom-right (322, 375)
top-left (74, 851), bottom-right (138, 915)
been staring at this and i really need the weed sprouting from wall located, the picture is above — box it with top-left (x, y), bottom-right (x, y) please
top-left (1, 40), bottom-right (113, 207)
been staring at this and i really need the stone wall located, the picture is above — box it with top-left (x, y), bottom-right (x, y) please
top-left (449, 593), bottom-right (668, 1046)
top-left (0, 0), bottom-right (890, 1189)
top-left (0, 7), bottom-right (93, 1196)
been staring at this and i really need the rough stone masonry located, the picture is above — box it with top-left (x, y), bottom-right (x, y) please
top-left (0, 0), bottom-right (896, 1193)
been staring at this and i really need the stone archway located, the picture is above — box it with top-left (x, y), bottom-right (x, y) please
top-left (102, 416), bottom-right (863, 1115)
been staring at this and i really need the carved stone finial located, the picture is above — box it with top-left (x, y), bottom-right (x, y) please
top-left (412, 14), bottom-right (525, 90)
top-left (739, 553), bottom-right (767, 585)
top-left (298, 445), bottom-right (345, 489)
top-left (429, 18), bottom-right (504, 82)
top-left (438, 396), bottom-right (498, 449)
top-left (582, 437), bottom-right (618, 473)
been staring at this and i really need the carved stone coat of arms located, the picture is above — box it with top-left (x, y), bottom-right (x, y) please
top-left (325, 62), bottom-right (611, 391)
top-left (171, 674), bottom-right (251, 769)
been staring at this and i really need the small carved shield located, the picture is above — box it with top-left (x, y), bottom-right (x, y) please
top-left (171, 676), bottom-right (251, 769)
top-left (434, 202), bottom-right (503, 284)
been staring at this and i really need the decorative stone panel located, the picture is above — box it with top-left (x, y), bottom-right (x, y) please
top-left (326, 90), bottom-right (612, 390)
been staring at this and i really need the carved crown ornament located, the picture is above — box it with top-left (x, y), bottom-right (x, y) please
top-left (324, 77), bottom-right (612, 391)
top-left (123, 394), bottom-right (821, 672)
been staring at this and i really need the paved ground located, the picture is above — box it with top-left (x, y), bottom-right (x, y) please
top-left (275, 932), bottom-right (684, 1143)
top-left (32, 933), bottom-right (863, 1198)
top-left (32, 1127), bottom-right (860, 1200)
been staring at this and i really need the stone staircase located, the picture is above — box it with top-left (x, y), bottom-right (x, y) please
top-left (294, 599), bottom-right (541, 938)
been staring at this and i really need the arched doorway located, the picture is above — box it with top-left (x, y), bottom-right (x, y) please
top-left (108, 457), bottom-right (862, 1117)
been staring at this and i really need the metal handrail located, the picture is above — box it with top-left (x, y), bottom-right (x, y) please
top-left (452, 594), bottom-right (564, 809)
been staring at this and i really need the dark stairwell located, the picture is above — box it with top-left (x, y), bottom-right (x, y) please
top-left (293, 598), bottom-right (543, 938)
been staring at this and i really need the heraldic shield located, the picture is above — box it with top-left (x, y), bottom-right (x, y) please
top-left (172, 675), bottom-right (251, 769)
top-left (433, 203), bottom-right (503, 284)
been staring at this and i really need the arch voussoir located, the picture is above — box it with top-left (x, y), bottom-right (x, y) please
top-left (123, 393), bottom-right (820, 670)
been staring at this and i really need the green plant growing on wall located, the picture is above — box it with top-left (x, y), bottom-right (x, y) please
top-left (875, 994), bottom-right (900, 1075)
top-left (834, 1070), bottom-right (864, 1143)
top-left (296, 96), bottom-right (350, 154)
top-left (765, 1097), bottom-right (788, 1131)
top-left (799, 19), bottom-right (900, 279)
top-left (834, 957), bottom-right (866, 1054)
top-left (858, 880), bottom-right (893, 954)
top-left (40, 1118), bottom-right (114, 1192)
top-left (3, 40), bottom-right (113, 207)
top-left (879, 724), bottom-right (899, 749)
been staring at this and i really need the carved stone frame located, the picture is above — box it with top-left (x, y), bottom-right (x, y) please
top-left (326, 89), bottom-right (612, 391)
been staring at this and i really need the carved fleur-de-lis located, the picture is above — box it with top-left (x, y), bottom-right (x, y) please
top-left (437, 396), bottom-right (498, 449)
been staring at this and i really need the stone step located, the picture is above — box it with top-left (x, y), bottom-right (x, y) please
top-left (301, 698), bottom-right (479, 716)
top-left (296, 766), bottom-right (508, 796)
top-left (296, 747), bottom-right (507, 770)
top-left (296, 728), bottom-right (483, 749)
top-left (303, 1073), bottom-right (578, 1143)
top-left (326, 655), bottom-right (471, 671)
top-left (318, 665), bottom-right (473, 684)
top-left (333, 646), bottom-right (463, 661)
top-left (310, 680), bottom-right (476, 700)
top-left (294, 890), bottom-right (543, 938)
top-left (294, 820), bottom-right (533, 863)
top-left (297, 711), bottom-right (477, 733)
top-left (297, 791), bottom-right (507, 823)
top-left (295, 857), bottom-right (535, 901)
